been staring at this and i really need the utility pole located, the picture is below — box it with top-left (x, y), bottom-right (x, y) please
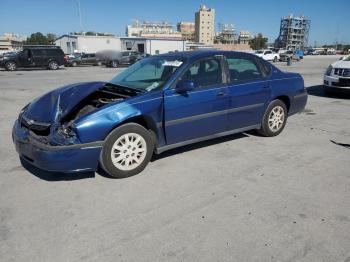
top-left (76, 0), bottom-right (83, 34)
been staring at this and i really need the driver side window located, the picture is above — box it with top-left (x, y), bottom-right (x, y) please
top-left (181, 57), bottom-right (223, 88)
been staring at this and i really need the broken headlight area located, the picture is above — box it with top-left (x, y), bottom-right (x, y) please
top-left (57, 122), bottom-right (76, 138)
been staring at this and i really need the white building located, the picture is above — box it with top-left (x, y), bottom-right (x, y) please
top-left (55, 34), bottom-right (186, 55)
top-left (126, 20), bottom-right (182, 39)
top-left (121, 37), bottom-right (186, 55)
top-left (54, 35), bottom-right (121, 54)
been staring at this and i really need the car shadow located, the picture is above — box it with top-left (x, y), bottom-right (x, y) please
top-left (307, 85), bottom-right (350, 99)
top-left (20, 133), bottom-right (250, 181)
top-left (0, 68), bottom-right (66, 72)
top-left (20, 157), bottom-right (95, 181)
top-left (151, 132), bottom-right (248, 161)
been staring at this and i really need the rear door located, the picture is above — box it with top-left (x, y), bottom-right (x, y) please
top-left (164, 56), bottom-right (230, 145)
top-left (224, 53), bottom-right (271, 130)
top-left (31, 49), bottom-right (47, 66)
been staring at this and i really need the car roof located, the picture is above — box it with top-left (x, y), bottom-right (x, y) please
top-left (156, 50), bottom-right (253, 60)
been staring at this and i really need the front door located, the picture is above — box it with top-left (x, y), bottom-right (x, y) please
top-left (18, 49), bottom-right (32, 67)
top-left (164, 56), bottom-right (229, 145)
top-left (224, 54), bottom-right (271, 130)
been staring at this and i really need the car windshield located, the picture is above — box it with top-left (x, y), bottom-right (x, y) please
top-left (342, 55), bottom-right (350, 61)
top-left (255, 51), bottom-right (263, 54)
top-left (109, 56), bottom-right (186, 92)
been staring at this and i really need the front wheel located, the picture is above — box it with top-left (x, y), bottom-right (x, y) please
top-left (258, 100), bottom-right (287, 137)
top-left (100, 123), bottom-right (154, 178)
top-left (5, 61), bottom-right (17, 71)
top-left (273, 56), bottom-right (278, 62)
top-left (111, 60), bottom-right (119, 68)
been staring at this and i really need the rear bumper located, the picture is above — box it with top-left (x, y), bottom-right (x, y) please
top-left (12, 120), bottom-right (102, 172)
top-left (289, 90), bottom-right (308, 116)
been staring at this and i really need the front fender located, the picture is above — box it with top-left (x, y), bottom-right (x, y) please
top-left (74, 92), bottom-right (163, 143)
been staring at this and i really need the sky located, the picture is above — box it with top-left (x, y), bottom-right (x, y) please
top-left (1, 0), bottom-right (349, 45)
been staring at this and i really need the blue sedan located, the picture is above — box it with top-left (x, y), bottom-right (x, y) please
top-left (13, 50), bottom-right (307, 178)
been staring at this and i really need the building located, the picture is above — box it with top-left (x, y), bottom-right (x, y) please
top-left (274, 15), bottom-right (311, 50)
top-left (238, 31), bottom-right (252, 44)
top-left (126, 20), bottom-right (182, 39)
top-left (195, 5), bottom-right (215, 44)
top-left (177, 22), bottom-right (195, 41)
top-left (54, 35), bottom-right (121, 54)
top-left (214, 23), bottom-right (237, 45)
top-left (121, 37), bottom-right (186, 55)
top-left (0, 33), bottom-right (24, 52)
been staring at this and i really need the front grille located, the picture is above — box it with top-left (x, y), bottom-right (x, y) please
top-left (332, 78), bottom-right (350, 87)
top-left (334, 68), bottom-right (350, 77)
top-left (20, 114), bottom-right (51, 136)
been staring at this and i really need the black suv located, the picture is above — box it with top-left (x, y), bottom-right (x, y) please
top-left (0, 46), bottom-right (65, 71)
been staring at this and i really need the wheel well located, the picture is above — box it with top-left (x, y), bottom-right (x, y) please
top-left (274, 96), bottom-right (290, 112)
top-left (5, 60), bottom-right (16, 65)
top-left (109, 115), bottom-right (158, 145)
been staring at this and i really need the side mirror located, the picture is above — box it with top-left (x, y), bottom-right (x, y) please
top-left (175, 80), bottom-right (195, 93)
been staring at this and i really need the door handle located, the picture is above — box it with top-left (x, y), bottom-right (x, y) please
top-left (217, 91), bottom-right (225, 96)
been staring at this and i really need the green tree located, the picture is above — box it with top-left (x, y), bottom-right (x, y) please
top-left (46, 33), bottom-right (57, 44)
top-left (24, 32), bottom-right (56, 45)
top-left (249, 33), bottom-right (268, 50)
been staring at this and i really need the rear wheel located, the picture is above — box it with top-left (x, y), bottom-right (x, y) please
top-left (258, 100), bottom-right (287, 137)
top-left (273, 56), bottom-right (278, 62)
top-left (5, 61), bottom-right (17, 71)
top-left (71, 61), bottom-right (78, 67)
top-left (100, 123), bottom-right (154, 178)
top-left (48, 60), bottom-right (59, 70)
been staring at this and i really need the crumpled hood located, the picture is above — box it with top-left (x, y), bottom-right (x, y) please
top-left (24, 81), bottom-right (106, 123)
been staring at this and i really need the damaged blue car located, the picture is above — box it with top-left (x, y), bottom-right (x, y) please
top-left (13, 50), bottom-right (307, 178)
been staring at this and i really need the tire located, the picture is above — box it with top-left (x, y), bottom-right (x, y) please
top-left (5, 61), bottom-right (17, 71)
top-left (258, 100), bottom-right (288, 137)
top-left (100, 123), bottom-right (154, 178)
top-left (71, 61), bottom-right (77, 67)
top-left (111, 60), bottom-right (119, 68)
top-left (96, 61), bottom-right (102, 66)
top-left (273, 56), bottom-right (278, 62)
top-left (48, 60), bottom-right (59, 70)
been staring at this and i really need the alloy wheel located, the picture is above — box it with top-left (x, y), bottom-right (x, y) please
top-left (110, 133), bottom-right (147, 171)
top-left (268, 106), bottom-right (285, 132)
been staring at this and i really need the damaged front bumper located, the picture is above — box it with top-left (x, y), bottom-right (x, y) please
top-left (12, 120), bottom-right (103, 172)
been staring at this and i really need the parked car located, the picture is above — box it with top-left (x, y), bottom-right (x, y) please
top-left (279, 51), bottom-right (301, 62)
top-left (255, 50), bottom-right (279, 62)
top-left (13, 50), bottom-right (307, 178)
top-left (96, 50), bottom-right (145, 67)
top-left (323, 55), bottom-right (350, 93)
top-left (0, 46), bottom-right (64, 71)
top-left (65, 53), bottom-right (102, 67)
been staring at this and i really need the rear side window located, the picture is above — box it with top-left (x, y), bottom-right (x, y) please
top-left (259, 59), bottom-right (272, 77)
top-left (46, 49), bottom-right (64, 56)
top-left (226, 56), bottom-right (262, 82)
top-left (181, 57), bottom-right (223, 88)
top-left (32, 49), bottom-right (47, 56)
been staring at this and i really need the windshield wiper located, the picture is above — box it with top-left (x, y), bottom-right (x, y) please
top-left (105, 82), bottom-right (146, 94)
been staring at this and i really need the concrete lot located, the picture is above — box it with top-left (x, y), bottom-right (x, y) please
top-left (0, 56), bottom-right (349, 262)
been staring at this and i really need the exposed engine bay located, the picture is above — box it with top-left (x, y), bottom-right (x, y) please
top-left (61, 84), bottom-right (139, 123)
